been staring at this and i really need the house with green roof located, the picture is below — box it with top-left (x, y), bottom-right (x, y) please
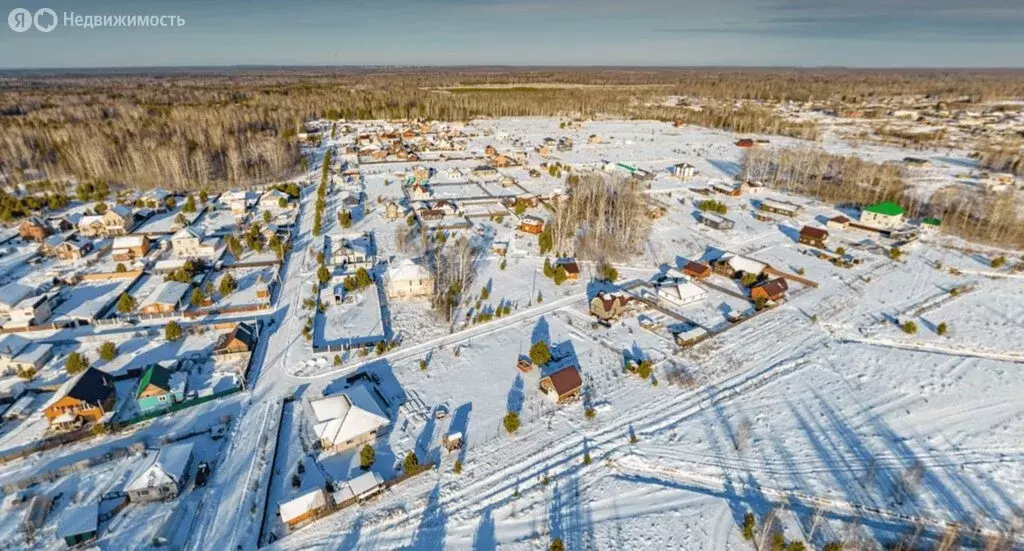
top-left (859, 201), bottom-right (905, 230)
top-left (136, 364), bottom-right (187, 413)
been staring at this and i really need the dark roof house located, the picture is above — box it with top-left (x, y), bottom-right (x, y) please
top-left (214, 322), bottom-right (258, 355)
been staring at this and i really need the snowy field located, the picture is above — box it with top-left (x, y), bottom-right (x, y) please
top-left (268, 118), bottom-right (1024, 551)
top-left (1, 116), bottom-right (1023, 551)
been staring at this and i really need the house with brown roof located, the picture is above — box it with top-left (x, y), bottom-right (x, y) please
top-left (750, 278), bottom-right (789, 302)
top-left (44, 367), bottom-right (116, 430)
top-left (589, 291), bottom-right (632, 321)
top-left (555, 258), bottom-right (580, 280)
top-left (19, 217), bottom-right (52, 243)
top-left (798, 226), bottom-right (829, 249)
top-left (681, 261), bottom-right (712, 280)
top-left (539, 366), bottom-right (583, 404)
top-left (213, 322), bottom-right (258, 365)
top-left (519, 216), bottom-right (545, 235)
top-left (491, 155), bottom-right (515, 168)
top-left (826, 216), bottom-right (850, 230)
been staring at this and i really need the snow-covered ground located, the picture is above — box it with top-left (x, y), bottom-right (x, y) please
top-left (2, 116), bottom-right (1023, 551)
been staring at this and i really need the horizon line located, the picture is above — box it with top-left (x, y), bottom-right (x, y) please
top-left (2, 64), bottom-right (1024, 75)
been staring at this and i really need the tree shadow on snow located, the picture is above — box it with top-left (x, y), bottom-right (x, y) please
top-left (405, 484), bottom-right (447, 551)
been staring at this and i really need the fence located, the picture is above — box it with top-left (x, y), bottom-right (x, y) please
top-left (0, 426), bottom-right (95, 464)
top-left (282, 461), bottom-right (438, 538)
top-left (120, 386), bottom-right (242, 428)
top-left (1, 443), bottom-right (145, 493)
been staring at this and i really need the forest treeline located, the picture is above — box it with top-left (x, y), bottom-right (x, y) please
top-left (741, 147), bottom-right (1024, 249)
top-left (0, 68), bottom-right (1022, 190)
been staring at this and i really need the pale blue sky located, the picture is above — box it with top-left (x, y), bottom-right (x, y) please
top-left (1, 0), bottom-right (1022, 68)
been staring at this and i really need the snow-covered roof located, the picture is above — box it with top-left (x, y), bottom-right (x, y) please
top-left (699, 212), bottom-right (731, 225)
top-left (2, 395), bottom-right (33, 419)
top-left (655, 279), bottom-right (706, 304)
top-left (386, 258), bottom-right (431, 283)
top-left (0, 334), bottom-right (31, 358)
top-left (347, 471), bottom-right (384, 497)
top-left (331, 485), bottom-right (355, 505)
top-left (760, 198), bottom-right (802, 213)
top-left (14, 342), bottom-right (52, 365)
top-left (56, 502), bottom-right (99, 537)
top-left (140, 281), bottom-right (191, 309)
top-left (279, 489), bottom-right (327, 523)
top-left (153, 259), bottom-right (188, 272)
top-left (126, 441), bottom-right (194, 493)
top-left (675, 326), bottom-right (708, 341)
top-left (112, 235), bottom-right (146, 249)
top-left (311, 385), bottom-right (390, 447)
top-left (172, 226), bottom-right (202, 241)
top-left (721, 254), bottom-right (768, 275)
top-left (0, 283), bottom-right (33, 309)
top-left (78, 215), bottom-right (104, 227)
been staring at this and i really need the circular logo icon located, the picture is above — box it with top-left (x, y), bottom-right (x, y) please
top-left (33, 8), bottom-right (57, 32)
top-left (8, 7), bottom-right (32, 32)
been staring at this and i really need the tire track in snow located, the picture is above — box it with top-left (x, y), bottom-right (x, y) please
top-left (277, 340), bottom-right (818, 548)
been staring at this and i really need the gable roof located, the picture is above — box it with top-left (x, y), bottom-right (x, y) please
top-left (310, 385), bottom-right (390, 446)
top-left (214, 322), bottom-right (258, 353)
top-left (0, 334), bottom-right (31, 358)
top-left (136, 364), bottom-right (173, 397)
top-left (125, 441), bottom-right (194, 492)
top-left (0, 283), bottom-right (34, 309)
top-left (682, 260), bottom-right (711, 275)
top-left (753, 277), bottom-right (789, 298)
top-left (78, 215), bottom-right (104, 228)
top-left (543, 365), bottom-right (582, 396)
top-left (140, 281), bottom-right (191, 309)
top-left (110, 205), bottom-right (133, 219)
top-left (799, 226), bottom-right (829, 240)
top-left (49, 367), bottom-right (115, 409)
top-left (21, 216), bottom-right (50, 229)
top-left (56, 502), bottom-right (99, 538)
top-left (172, 226), bottom-right (202, 241)
top-left (720, 254), bottom-right (768, 275)
top-left (347, 471), bottom-right (384, 497)
top-left (863, 201), bottom-right (905, 216)
top-left (387, 258), bottom-right (431, 283)
top-left (555, 258), bottom-right (580, 274)
top-left (112, 235), bottom-right (147, 249)
top-left (279, 489), bottom-right (327, 523)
